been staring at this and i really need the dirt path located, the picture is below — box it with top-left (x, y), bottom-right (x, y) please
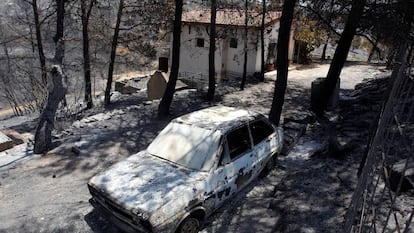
top-left (0, 64), bottom-right (388, 233)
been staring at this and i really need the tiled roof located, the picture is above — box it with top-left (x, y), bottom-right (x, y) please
top-left (182, 9), bottom-right (281, 27)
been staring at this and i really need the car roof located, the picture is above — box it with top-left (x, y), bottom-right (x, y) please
top-left (173, 106), bottom-right (264, 132)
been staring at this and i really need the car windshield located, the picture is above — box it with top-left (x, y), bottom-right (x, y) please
top-left (147, 122), bottom-right (221, 171)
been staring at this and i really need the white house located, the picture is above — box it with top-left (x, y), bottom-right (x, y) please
top-left (159, 9), bottom-right (295, 81)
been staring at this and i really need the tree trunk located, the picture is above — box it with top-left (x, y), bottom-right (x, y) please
top-left (268, 0), bottom-right (296, 126)
top-left (260, 0), bottom-right (266, 82)
top-left (240, 0), bottom-right (248, 90)
top-left (385, 48), bottom-right (396, 70)
top-left (33, 0), bottom-right (67, 154)
top-left (32, 0), bottom-right (47, 86)
top-left (81, 0), bottom-right (95, 109)
top-left (158, 0), bottom-right (183, 117)
top-left (34, 65), bottom-right (67, 154)
top-left (104, 0), bottom-right (124, 105)
top-left (368, 36), bottom-right (379, 62)
top-left (34, 20), bottom-right (67, 156)
top-left (34, 65), bottom-right (68, 154)
top-left (408, 45), bottom-right (413, 64)
top-left (206, 0), bottom-right (217, 101)
top-left (357, 41), bottom-right (409, 176)
top-left (54, 0), bottom-right (65, 45)
top-left (321, 0), bottom-right (335, 62)
top-left (321, 41), bottom-right (328, 61)
top-left (2, 42), bottom-right (23, 116)
top-left (24, 7), bottom-right (36, 54)
top-left (319, 0), bottom-right (367, 114)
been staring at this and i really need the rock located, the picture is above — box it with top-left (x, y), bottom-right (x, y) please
top-left (71, 146), bottom-right (81, 155)
top-left (281, 129), bottom-right (304, 156)
top-left (284, 111), bottom-right (315, 124)
top-left (0, 132), bottom-right (14, 152)
top-left (115, 81), bottom-right (139, 94)
top-left (143, 101), bottom-right (153, 105)
top-left (283, 121), bottom-right (306, 133)
top-left (1, 129), bottom-right (25, 146)
top-left (388, 159), bottom-right (414, 193)
top-left (115, 76), bottom-right (149, 94)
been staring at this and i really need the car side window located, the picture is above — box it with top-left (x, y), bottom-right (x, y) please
top-left (249, 120), bottom-right (275, 145)
top-left (226, 125), bottom-right (251, 160)
top-left (218, 140), bottom-right (230, 166)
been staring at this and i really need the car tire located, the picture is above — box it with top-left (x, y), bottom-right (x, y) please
top-left (176, 217), bottom-right (200, 233)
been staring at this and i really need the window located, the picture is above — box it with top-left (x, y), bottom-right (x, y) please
top-left (249, 120), bottom-right (274, 145)
top-left (230, 38), bottom-right (238, 48)
top-left (218, 141), bottom-right (230, 165)
top-left (226, 126), bottom-right (251, 160)
top-left (267, 43), bottom-right (277, 64)
top-left (196, 38), bottom-right (204, 47)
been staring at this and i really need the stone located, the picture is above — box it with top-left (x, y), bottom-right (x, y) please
top-left (71, 146), bottom-right (81, 155)
top-left (0, 132), bottom-right (14, 152)
top-left (283, 121), bottom-right (306, 133)
top-left (388, 159), bottom-right (414, 193)
top-left (284, 111), bottom-right (315, 124)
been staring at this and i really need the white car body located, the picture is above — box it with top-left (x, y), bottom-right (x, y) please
top-left (88, 106), bottom-right (283, 232)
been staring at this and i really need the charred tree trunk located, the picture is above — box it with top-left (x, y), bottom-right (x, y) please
top-left (158, 0), bottom-right (183, 117)
top-left (54, 0), bottom-right (66, 106)
top-left (240, 0), bottom-right (248, 90)
top-left (34, 41), bottom-right (68, 154)
top-left (81, 0), bottom-right (95, 109)
top-left (104, 0), bottom-right (124, 105)
top-left (269, 0), bottom-right (296, 126)
top-left (260, 0), bottom-right (266, 82)
top-left (206, 0), bottom-right (217, 101)
top-left (321, 40), bottom-right (328, 61)
top-left (357, 41), bottom-right (409, 176)
top-left (34, 65), bottom-right (67, 154)
top-left (34, 0), bottom-right (67, 154)
top-left (2, 42), bottom-right (23, 116)
top-left (408, 45), bottom-right (413, 65)
top-left (319, 0), bottom-right (367, 114)
top-left (321, 0), bottom-right (335, 62)
top-left (368, 36), bottom-right (380, 62)
top-left (24, 7), bottom-right (36, 54)
top-left (54, 0), bottom-right (65, 45)
top-left (32, 0), bottom-right (47, 86)
top-left (385, 48), bottom-right (396, 70)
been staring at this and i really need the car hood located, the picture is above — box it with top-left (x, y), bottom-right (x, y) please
top-left (88, 151), bottom-right (207, 219)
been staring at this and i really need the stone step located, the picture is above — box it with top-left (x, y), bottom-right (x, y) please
top-left (0, 132), bottom-right (14, 152)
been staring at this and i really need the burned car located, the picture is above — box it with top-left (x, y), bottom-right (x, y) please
top-left (88, 106), bottom-right (283, 233)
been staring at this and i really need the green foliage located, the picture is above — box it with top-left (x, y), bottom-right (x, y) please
top-left (294, 20), bottom-right (327, 52)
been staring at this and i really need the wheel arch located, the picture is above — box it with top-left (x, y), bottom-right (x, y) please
top-left (175, 206), bottom-right (207, 232)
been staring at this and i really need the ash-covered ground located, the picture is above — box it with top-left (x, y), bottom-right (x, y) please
top-left (1, 63), bottom-right (402, 233)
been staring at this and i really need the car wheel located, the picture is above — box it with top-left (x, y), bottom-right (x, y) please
top-left (177, 217), bottom-right (200, 233)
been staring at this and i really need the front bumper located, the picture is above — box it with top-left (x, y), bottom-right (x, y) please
top-left (88, 185), bottom-right (152, 233)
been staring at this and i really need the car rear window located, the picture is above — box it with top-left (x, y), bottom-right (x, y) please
top-left (147, 122), bottom-right (221, 171)
top-left (249, 120), bottom-right (274, 145)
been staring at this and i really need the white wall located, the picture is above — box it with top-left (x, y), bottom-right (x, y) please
top-left (178, 24), bottom-right (268, 80)
top-left (175, 21), bottom-right (294, 80)
top-left (221, 28), bottom-right (258, 78)
top-left (179, 24), bottom-right (210, 75)
top-left (256, 22), bottom-right (280, 72)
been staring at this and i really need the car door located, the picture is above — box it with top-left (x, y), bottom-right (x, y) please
top-left (248, 119), bottom-right (278, 173)
top-left (212, 124), bottom-right (256, 207)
